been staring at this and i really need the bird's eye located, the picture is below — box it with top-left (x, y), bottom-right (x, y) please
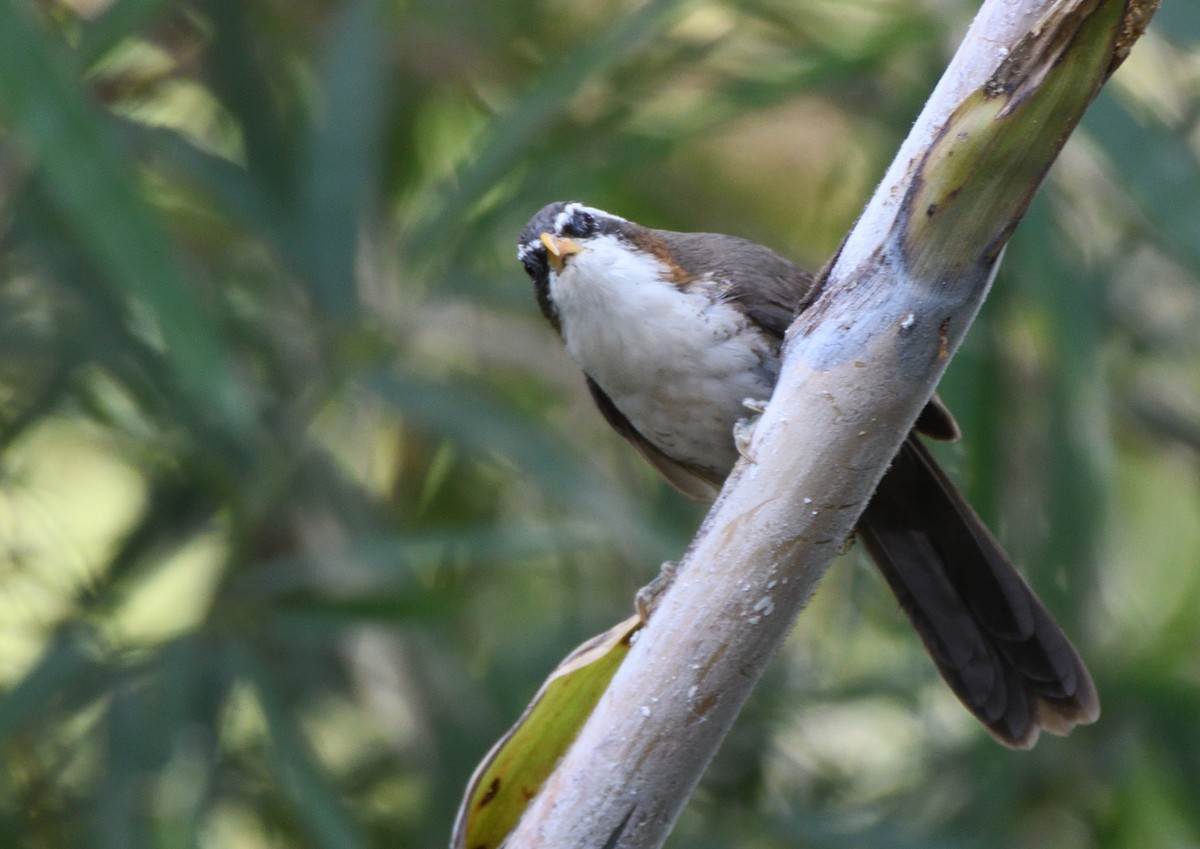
top-left (561, 209), bottom-right (596, 238)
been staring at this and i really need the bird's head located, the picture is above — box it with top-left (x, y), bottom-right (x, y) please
top-left (517, 201), bottom-right (628, 277)
top-left (518, 201), bottom-right (681, 333)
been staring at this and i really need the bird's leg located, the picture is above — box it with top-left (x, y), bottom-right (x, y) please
top-left (635, 560), bottom-right (680, 622)
top-left (734, 397), bottom-right (770, 464)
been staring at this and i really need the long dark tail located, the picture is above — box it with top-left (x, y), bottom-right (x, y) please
top-left (857, 435), bottom-right (1099, 748)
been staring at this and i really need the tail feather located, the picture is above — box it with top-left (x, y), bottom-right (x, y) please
top-left (858, 436), bottom-right (1099, 748)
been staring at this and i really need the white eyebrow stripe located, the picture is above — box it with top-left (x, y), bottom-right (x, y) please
top-left (552, 202), bottom-right (625, 233)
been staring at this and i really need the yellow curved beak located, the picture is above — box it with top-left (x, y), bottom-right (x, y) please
top-left (540, 232), bottom-right (582, 272)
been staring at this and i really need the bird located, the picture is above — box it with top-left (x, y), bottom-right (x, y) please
top-left (517, 200), bottom-right (1099, 749)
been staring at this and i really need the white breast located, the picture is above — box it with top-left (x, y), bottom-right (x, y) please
top-left (549, 235), bottom-right (779, 478)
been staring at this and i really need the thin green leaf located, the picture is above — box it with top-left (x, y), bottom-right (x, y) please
top-left (117, 119), bottom-right (282, 242)
top-left (204, 0), bottom-right (296, 195)
top-left (0, 2), bottom-right (245, 432)
top-left (1084, 90), bottom-right (1200, 274)
top-left (240, 521), bottom-right (607, 599)
top-left (0, 630), bottom-right (104, 737)
top-left (364, 371), bottom-right (632, 524)
top-left (235, 649), bottom-right (373, 849)
top-left (405, 0), bottom-right (699, 258)
top-left (288, 0), bottom-right (388, 318)
top-left (1006, 197), bottom-right (1108, 617)
top-left (98, 678), bottom-right (155, 849)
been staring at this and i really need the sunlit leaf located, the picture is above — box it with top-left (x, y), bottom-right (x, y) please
top-left (79, 0), bottom-right (179, 69)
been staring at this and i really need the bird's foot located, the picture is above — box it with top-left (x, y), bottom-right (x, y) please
top-left (635, 560), bottom-right (679, 622)
top-left (734, 398), bottom-right (769, 464)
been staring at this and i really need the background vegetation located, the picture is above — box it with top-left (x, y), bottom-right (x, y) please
top-left (1, 0), bottom-right (1197, 847)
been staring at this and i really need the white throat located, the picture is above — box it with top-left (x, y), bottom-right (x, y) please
top-left (548, 235), bottom-right (778, 476)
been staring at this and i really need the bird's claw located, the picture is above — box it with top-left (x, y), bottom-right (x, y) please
top-left (635, 560), bottom-right (680, 622)
top-left (734, 419), bottom-right (757, 464)
top-left (734, 398), bottom-right (768, 464)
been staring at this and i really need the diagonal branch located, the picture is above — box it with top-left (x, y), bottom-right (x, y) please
top-left (504, 1), bottom-right (1157, 847)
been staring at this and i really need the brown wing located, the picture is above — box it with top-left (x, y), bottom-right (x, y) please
top-left (657, 229), bottom-right (959, 440)
top-left (655, 230), bottom-right (814, 338)
top-left (585, 376), bottom-right (721, 501)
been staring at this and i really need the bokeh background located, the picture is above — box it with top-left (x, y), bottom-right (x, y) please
top-left (1, 0), bottom-right (1198, 847)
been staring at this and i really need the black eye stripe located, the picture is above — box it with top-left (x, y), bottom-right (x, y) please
top-left (561, 209), bottom-right (596, 238)
top-left (517, 201), bottom-right (627, 279)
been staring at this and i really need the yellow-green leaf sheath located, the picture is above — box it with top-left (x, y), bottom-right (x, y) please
top-left (451, 615), bottom-right (643, 849)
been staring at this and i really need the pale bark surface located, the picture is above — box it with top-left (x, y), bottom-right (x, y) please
top-left (504, 1), bottom-right (1156, 848)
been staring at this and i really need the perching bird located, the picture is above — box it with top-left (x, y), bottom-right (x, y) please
top-left (517, 200), bottom-right (1099, 748)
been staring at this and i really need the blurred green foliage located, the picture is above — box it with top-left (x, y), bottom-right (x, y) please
top-left (0, 0), bottom-right (1198, 847)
